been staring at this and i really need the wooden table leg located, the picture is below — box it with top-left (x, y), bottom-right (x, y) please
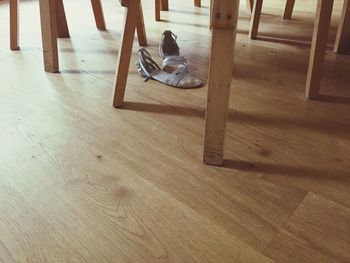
top-left (334, 0), bottom-right (350, 54)
top-left (161, 0), bottom-right (169, 10)
top-left (39, 0), bottom-right (59, 73)
top-left (91, 0), bottom-right (107, 31)
top-left (305, 0), bottom-right (334, 99)
top-left (246, 0), bottom-right (253, 12)
top-left (155, 0), bottom-right (161, 21)
top-left (10, 0), bottom-right (19, 50)
top-left (55, 0), bottom-right (70, 38)
top-left (249, 0), bottom-right (263, 39)
top-left (283, 0), bottom-right (295, 20)
top-left (203, 0), bottom-right (239, 166)
top-left (136, 3), bottom-right (147, 47)
top-left (113, 0), bottom-right (141, 108)
top-left (194, 0), bottom-right (201, 7)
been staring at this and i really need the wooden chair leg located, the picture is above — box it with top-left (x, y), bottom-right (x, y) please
top-left (283, 0), bottom-right (295, 20)
top-left (155, 0), bottom-right (161, 21)
top-left (91, 0), bottom-right (107, 31)
top-left (249, 0), bottom-right (263, 39)
top-left (136, 3), bottom-right (147, 47)
top-left (39, 0), bottom-right (59, 73)
top-left (334, 0), bottom-right (350, 54)
top-left (161, 0), bottom-right (169, 11)
top-left (305, 0), bottom-right (334, 99)
top-left (204, 0), bottom-right (239, 166)
top-left (10, 0), bottom-right (19, 50)
top-left (246, 0), bottom-right (253, 13)
top-left (194, 0), bottom-right (201, 7)
top-left (113, 0), bottom-right (141, 108)
top-left (55, 0), bottom-right (70, 38)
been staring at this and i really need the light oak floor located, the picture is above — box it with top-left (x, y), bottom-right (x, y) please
top-left (0, 0), bottom-right (350, 262)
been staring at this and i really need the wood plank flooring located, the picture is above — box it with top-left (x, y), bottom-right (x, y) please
top-left (0, 0), bottom-right (349, 262)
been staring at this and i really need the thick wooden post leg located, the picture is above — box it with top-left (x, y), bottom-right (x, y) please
top-left (283, 0), bottom-right (295, 20)
top-left (39, 0), bottom-right (59, 73)
top-left (55, 0), bottom-right (70, 38)
top-left (204, 0), bottom-right (238, 166)
top-left (334, 0), bottom-right (350, 54)
top-left (194, 0), bottom-right (201, 7)
top-left (155, 0), bottom-right (161, 21)
top-left (246, 0), bottom-right (253, 13)
top-left (249, 0), bottom-right (263, 39)
top-left (91, 0), bottom-right (107, 31)
top-left (113, 0), bottom-right (140, 108)
top-left (10, 0), bottom-right (19, 50)
top-left (136, 3), bottom-right (147, 46)
top-left (161, 0), bottom-right (169, 10)
top-left (305, 0), bottom-right (334, 99)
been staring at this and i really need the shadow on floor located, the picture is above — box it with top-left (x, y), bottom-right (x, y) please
top-left (122, 101), bottom-right (350, 138)
top-left (317, 95), bottom-right (350, 105)
top-left (222, 159), bottom-right (350, 181)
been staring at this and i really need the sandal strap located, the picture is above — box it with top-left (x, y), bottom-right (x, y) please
top-left (164, 65), bottom-right (190, 86)
top-left (162, 56), bottom-right (188, 69)
top-left (136, 48), bottom-right (161, 79)
top-left (159, 30), bottom-right (180, 59)
top-left (136, 48), bottom-right (200, 88)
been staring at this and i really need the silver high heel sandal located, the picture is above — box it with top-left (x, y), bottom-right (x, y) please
top-left (136, 48), bottom-right (203, 89)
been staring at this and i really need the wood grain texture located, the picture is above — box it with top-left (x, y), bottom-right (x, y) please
top-left (264, 193), bottom-right (350, 262)
top-left (0, 150), bottom-right (274, 263)
top-left (0, 0), bottom-right (350, 262)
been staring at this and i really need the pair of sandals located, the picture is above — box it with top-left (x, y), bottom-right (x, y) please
top-left (136, 31), bottom-right (203, 89)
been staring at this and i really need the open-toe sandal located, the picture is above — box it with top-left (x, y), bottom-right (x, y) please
top-left (136, 48), bottom-right (203, 89)
top-left (159, 30), bottom-right (188, 71)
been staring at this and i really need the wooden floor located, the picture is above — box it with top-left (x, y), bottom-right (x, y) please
top-left (1, 0), bottom-right (350, 262)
